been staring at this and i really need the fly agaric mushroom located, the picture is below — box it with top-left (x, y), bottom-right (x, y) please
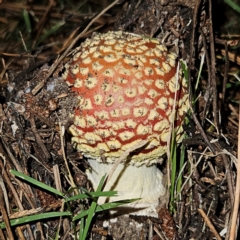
top-left (63, 31), bottom-right (188, 217)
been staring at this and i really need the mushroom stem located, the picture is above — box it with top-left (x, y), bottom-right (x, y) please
top-left (86, 159), bottom-right (166, 217)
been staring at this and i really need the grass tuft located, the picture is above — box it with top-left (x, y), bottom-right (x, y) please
top-left (3, 170), bottom-right (139, 240)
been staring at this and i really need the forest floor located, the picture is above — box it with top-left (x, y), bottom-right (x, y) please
top-left (0, 0), bottom-right (239, 239)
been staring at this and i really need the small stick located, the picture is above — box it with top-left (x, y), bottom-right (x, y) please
top-left (222, 41), bottom-right (229, 104)
top-left (198, 208), bottom-right (222, 240)
top-left (220, 153), bottom-right (234, 208)
top-left (58, 123), bottom-right (78, 195)
top-left (0, 157), bottom-right (34, 239)
top-left (199, 29), bottom-right (211, 125)
top-left (105, 139), bottom-right (150, 185)
top-left (229, 105), bottom-right (240, 240)
top-left (187, 0), bottom-right (216, 154)
top-left (29, 115), bottom-right (51, 160)
top-left (0, 187), bottom-right (14, 240)
top-left (208, 0), bottom-right (219, 131)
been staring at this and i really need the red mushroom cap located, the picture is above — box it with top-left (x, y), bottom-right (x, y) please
top-left (63, 31), bottom-right (188, 165)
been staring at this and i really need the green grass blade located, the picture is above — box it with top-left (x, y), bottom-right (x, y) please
top-left (81, 200), bottom-right (97, 240)
top-left (80, 175), bottom-right (106, 240)
top-left (96, 175), bottom-right (107, 191)
top-left (180, 60), bottom-right (189, 80)
top-left (73, 198), bottom-right (140, 221)
top-left (36, 20), bottom-right (65, 46)
top-left (170, 134), bottom-right (177, 213)
top-left (96, 199), bottom-right (141, 212)
top-left (177, 143), bottom-right (186, 194)
top-left (0, 212), bottom-right (71, 229)
top-left (54, 225), bottom-right (60, 240)
top-left (10, 170), bottom-right (64, 197)
top-left (79, 217), bottom-right (85, 240)
top-left (66, 190), bottom-right (118, 202)
top-left (224, 0), bottom-right (240, 13)
top-left (22, 9), bottom-right (32, 33)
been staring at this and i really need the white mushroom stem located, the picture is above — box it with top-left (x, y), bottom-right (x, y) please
top-left (86, 159), bottom-right (166, 217)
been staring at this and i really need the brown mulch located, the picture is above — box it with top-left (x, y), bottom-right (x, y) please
top-left (0, 0), bottom-right (239, 239)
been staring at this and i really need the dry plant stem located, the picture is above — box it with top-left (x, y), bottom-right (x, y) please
top-left (208, 0), bottom-right (218, 131)
top-left (188, 0), bottom-right (215, 153)
top-left (0, 143), bottom-right (37, 209)
top-left (190, 107), bottom-right (215, 153)
top-left (179, 148), bottom-right (208, 197)
top-left (105, 139), bottom-right (150, 185)
top-left (35, 222), bottom-right (44, 240)
top-left (28, 153), bottom-right (53, 173)
top-left (32, 0), bottom-right (55, 48)
top-left (200, 29), bottom-right (211, 124)
top-left (229, 106), bottom-right (240, 240)
top-left (198, 208), bottom-right (222, 240)
top-left (59, 123), bottom-right (78, 195)
top-left (8, 207), bottom-right (48, 219)
top-left (29, 109), bottom-right (54, 128)
top-left (225, 212), bottom-right (231, 240)
top-left (220, 49), bottom-right (240, 65)
top-left (62, 224), bottom-right (71, 240)
top-left (182, 211), bottom-right (190, 239)
top-left (0, 58), bottom-right (13, 83)
top-left (55, 200), bottom-right (65, 240)
top-left (221, 153), bottom-right (234, 207)
top-left (53, 164), bottom-right (62, 192)
top-left (59, 26), bottom-right (103, 54)
top-left (0, 187), bottom-right (14, 240)
top-left (0, 138), bottom-right (23, 173)
top-left (214, 39), bottom-right (229, 131)
top-left (59, 27), bottom-right (80, 53)
top-left (147, 219), bottom-right (153, 240)
top-left (19, 31), bottom-right (27, 52)
top-left (35, 112), bottom-right (54, 128)
top-left (228, 117), bottom-right (238, 127)
top-left (0, 158), bottom-right (34, 239)
top-left (2, 43), bottom-right (60, 58)
top-left (29, 115), bottom-right (51, 159)
top-left (153, 225), bottom-right (165, 240)
top-left (16, 230), bottom-right (26, 240)
top-left (41, 0), bottom-right (120, 86)
top-left (0, 140), bottom-right (40, 211)
top-left (177, 201), bottom-right (185, 234)
top-left (222, 41), bottom-right (229, 104)
top-left (0, 170), bottom-right (9, 215)
top-left (0, 229), bottom-right (6, 240)
top-left (188, 0), bottom-right (201, 73)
